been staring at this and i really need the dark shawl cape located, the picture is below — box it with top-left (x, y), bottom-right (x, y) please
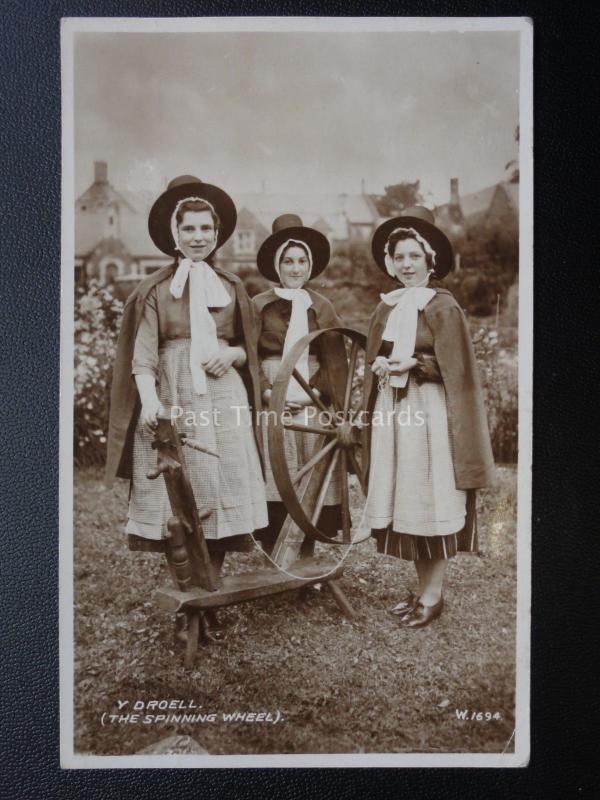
top-left (252, 287), bottom-right (348, 409)
top-left (104, 263), bottom-right (263, 488)
top-left (362, 288), bottom-right (495, 491)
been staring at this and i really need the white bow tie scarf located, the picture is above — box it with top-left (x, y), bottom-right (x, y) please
top-left (380, 285), bottom-right (436, 388)
top-left (169, 259), bottom-right (232, 395)
top-left (274, 287), bottom-right (313, 403)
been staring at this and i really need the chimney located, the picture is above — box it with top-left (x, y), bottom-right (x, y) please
top-left (450, 177), bottom-right (459, 206)
top-left (94, 161), bottom-right (108, 184)
top-left (448, 177), bottom-right (464, 233)
top-left (361, 178), bottom-right (366, 194)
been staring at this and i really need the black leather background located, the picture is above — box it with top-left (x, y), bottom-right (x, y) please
top-left (1, 2), bottom-right (597, 797)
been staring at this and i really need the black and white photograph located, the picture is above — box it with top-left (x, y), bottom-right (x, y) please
top-left (60, 16), bottom-right (532, 767)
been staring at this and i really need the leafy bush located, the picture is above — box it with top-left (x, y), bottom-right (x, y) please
top-left (447, 224), bottom-right (519, 316)
top-left (74, 281), bottom-right (123, 466)
top-left (472, 321), bottom-right (518, 463)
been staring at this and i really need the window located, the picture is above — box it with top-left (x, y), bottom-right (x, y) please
top-left (98, 257), bottom-right (125, 285)
top-left (234, 229), bottom-right (256, 255)
top-left (105, 262), bottom-right (119, 284)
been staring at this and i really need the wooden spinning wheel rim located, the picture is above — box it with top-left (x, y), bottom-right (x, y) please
top-left (267, 326), bottom-right (369, 545)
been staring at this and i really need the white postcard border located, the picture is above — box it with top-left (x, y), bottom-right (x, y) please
top-left (59, 15), bottom-right (533, 769)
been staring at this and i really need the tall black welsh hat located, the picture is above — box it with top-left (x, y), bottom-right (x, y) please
top-left (371, 205), bottom-right (454, 279)
top-left (256, 214), bottom-right (331, 283)
top-left (148, 174), bottom-right (237, 257)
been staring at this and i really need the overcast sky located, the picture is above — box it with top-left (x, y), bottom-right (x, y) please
top-left (73, 30), bottom-right (520, 205)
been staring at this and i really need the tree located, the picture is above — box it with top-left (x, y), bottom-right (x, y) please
top-left (374, 181), bottom-right (424, 217)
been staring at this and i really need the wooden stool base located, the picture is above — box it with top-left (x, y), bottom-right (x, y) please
top-left (157, 557), bottom-right (355, 668)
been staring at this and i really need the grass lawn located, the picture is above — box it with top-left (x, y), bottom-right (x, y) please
top-left (73, 464), bottom-right (517, 756)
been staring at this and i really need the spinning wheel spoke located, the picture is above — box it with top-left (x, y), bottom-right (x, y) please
top-left (269, 327), bottom-right (368, 551)
top-left (291, 369), bottom-right (331, 415)
top-left (343, 340), bottom-right (360, 414)
top-left (284, 421), bottom-right (336, 437)
top-left (347, 447), bottom-right (367, 494)
top-left (292, 437), bottom-right (338, 486)
top-left (310, 448), bottom-right (340, 525)
top-left (339, 450), bottom-right (351, 543)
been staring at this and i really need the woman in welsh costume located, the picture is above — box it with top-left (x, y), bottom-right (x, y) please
top-left (361, 207), bottom-right (495, 628)
top-left (252, 214), bottom-right (346, 557)
top-left (105, 176), bottom-right (268, 593)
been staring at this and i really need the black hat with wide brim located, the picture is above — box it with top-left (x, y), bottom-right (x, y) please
top-left (148, 175), bottom-right (237, 257)
top-left (371, 208), bottom-right (454, 279)
top-left (256, 214), bottom-right (331, 283)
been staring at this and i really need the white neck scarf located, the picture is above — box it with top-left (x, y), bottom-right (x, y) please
top-left (380, 273), bottom-right (435, 388)
top-left (273, 239), bottom-right (313, 402)
top-left (169, 259), bottom-right (232, 394)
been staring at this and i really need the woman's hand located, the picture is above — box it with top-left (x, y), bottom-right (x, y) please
top-left (203, 346), bottom-right (244, 377)
top-left (140, 396), bottom-right (165, 431)
top-left (371, 356), bottom-right (390, 378)
top-left (284, 384), bottom-right (317, 414)
top-left (262, 388), bottom-right (273, 405)
top-left (135, 374), bottom-right (164, 431)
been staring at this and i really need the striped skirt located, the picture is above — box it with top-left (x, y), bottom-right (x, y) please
top-left (362, 378), bottom-right (475, 561)
top-left (125, 338), bottom-right (268, 543)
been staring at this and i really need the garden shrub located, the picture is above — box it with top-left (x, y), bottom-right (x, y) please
top-left (74, 280), bottom-right (123, 466)
top-left (472, 321), bottom-right (518, 463)
top-left (72, 272), bottom-right (517, 467)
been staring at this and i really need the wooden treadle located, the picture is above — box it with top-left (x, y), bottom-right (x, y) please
top-left (155, 557), bottom-right (344, 613)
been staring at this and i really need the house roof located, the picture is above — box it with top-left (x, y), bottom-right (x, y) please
top-left (235, 206), bottom-right (270, 239)
top-left (500, 182), bottom-right (519, 210)
top-left (75, 204), bottom-right (164, 259)
top-left (118, 207), bottom-right (165, 258)
top-left (312, 216), bottom-right (333, 234)
top-left (76, 181), bottom-right (136, 213)
top-left (435, 184), bottom-right (498, 225)
top-left (457, 185), bottom-right (497, 220)
top-left (232, 192), bottom-right (379, 240)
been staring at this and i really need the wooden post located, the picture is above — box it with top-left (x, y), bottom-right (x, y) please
top-left (165, 517), bottom-right (193, 592)
top-left (148, 416), bottom-right (216, 592)
top-left (327, 579), bottom-right (356, 619)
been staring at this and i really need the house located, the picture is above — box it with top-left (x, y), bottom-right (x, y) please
top-left (75, 161), bottom-right (170, 298)
top-left (485, 181), bottom-right (519, 233)
top-left (433, 177), bottom-right (519, 272)
top-left (435, 177), bottom-right (519, 241)
top-left (75, 162), bottom-right (383, 295)
top-left (219, 189), bottom-right (381, 272)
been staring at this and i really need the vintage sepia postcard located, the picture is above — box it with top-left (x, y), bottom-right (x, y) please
top-left (60, 15), bottom-right (532, 768)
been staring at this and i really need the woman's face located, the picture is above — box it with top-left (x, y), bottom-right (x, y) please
top-left (390, 237), bottom-right (430, 287)
top-left (279, 245), bottom-right (311, 289)
top-left (177, 209), bottom-right (217, 261)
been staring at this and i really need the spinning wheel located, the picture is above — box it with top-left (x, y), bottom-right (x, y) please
top-left (267, 327), bottom-right (369, 568)
top-left (142, 326), bottom-right (370, 668)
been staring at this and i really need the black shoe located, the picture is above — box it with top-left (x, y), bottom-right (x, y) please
top-left (401, 597), bottom-right (444, 629)
top-left (389, 591), bottom-right (419, 617)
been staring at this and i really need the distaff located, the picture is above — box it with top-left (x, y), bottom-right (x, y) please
top-left (361, 206), bottom-right (495, 628)
top-left (252, 214), bottom-right (345, 557)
